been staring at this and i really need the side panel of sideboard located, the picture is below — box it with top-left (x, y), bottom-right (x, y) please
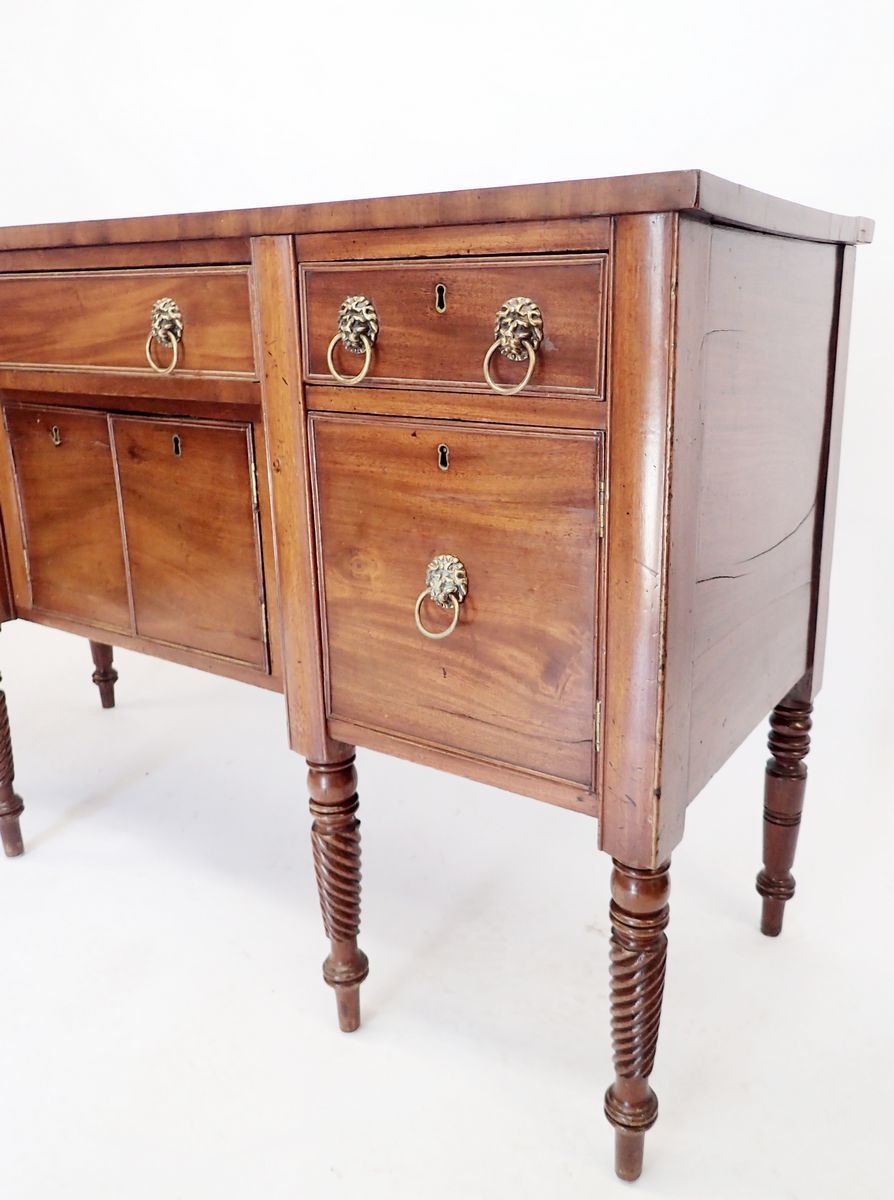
top-left (680, 221), bottom-right (842, 803)
top-left (602, 215), bottom-right (850, 868)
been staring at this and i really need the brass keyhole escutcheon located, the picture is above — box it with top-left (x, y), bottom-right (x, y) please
top-left (437, 443), bottom-right (449, 471)
top-left (172, 434), bottom-right (182, 457)
top-left (434, 282), bottom-right (447, 313)
top-left (50, 425), bottom-right (62, 447)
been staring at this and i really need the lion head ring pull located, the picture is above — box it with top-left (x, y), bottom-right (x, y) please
top-left (414, 554), bottom-right (469, 641)
top-left (327, 295), bottom-right (380, 385)
top-left (482, 296), bottom-right (543, 396)
top-left (145, 298), bottom-right (183, 375)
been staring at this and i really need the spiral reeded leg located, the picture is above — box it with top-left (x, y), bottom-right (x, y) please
top-left (0, 676), bottom-right (24, 858)
top-left (89, 641), bottom-right (118, 709)
top-left (604, 860), bottom-right (671, 1182)
top-left (307, 753), bottom-right (369, 1032)
top-left (756, 696), bottom-right (813, 936)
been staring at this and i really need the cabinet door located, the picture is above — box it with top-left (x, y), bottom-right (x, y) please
top-left (311, 415), bottom-right (602, 787)
top-left (111, 417), bottom-right (267, 668)
top-left (4, 404), bottom-right (130, 629)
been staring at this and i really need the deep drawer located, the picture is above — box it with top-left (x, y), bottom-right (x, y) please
top-left (310, 415), bottom-right (603, 786)
top-left (300, 255), bottom-right (606, 398)
top-left (0, 267), bottom-right (256, 376)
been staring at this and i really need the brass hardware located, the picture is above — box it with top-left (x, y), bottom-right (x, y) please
top-left (598, 480), bottom-right (605, 539)
top-left (482, 296), bottom-right (543, 396)
top-left (414, 554), bottom-right (468, 641)
top-left (250, 461), bottom-right (259, 511)
top-left (437, 443), bottom-right (449, 471)
top-left (146, 297), bottom-right (183, 375)
top-left (172, 434), bottom-right (182, 457)
top-left (50, 425), bottom-right (62, 447)
top-left (595, 699), bottom-right (602, 753)
top-left (435, 282), bottom-right (447, 313)
top-left (326, 294), bottom-right (379, 385)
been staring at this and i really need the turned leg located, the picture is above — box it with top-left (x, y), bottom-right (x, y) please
top-left (756, 695), bottom-right (813, 936)
top-left (0, 674), bottom-right (24, 858)
top-left (89, 641), bottom-right (118, 709)
top-left (604, 860), bottom-right (671, 1182)
top-left (307, 752), bottom-right (369, 1032)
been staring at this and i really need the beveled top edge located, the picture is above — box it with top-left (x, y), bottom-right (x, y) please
top-left (0, 170), bottom-right (874, 253)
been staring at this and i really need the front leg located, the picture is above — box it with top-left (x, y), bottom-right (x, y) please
top-left (0, 674), bottom-right (24, 857)
top-left (604, 860), bottom-right (671, 1181)
top-left (307, 752), bottom-right (369, 1032)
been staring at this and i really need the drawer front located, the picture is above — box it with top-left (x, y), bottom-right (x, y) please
top-left (4, 404), bottom-right (130, 629)
top-left (300, 255), bottom-right (606, 398)
top-left (311, 416), bottom-right (602, 786)
top-left (111, 417), bottom-right (268, 668)
top-left (0, 267), bottom-right (256, 376)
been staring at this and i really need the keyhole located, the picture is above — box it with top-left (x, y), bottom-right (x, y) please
top-left (434, 282), bottom-right (447, 314)
top-left (172, 434), bottom-right (182, 457)
top-left (50, 425), bottom-right (62, 447)
top-left (437, 443), bottom-right (449, 471)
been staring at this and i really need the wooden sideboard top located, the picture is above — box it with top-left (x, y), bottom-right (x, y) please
top-left (0, 170), bottom-right (874, 253)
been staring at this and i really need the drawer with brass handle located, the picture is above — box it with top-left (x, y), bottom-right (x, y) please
top-left (299, 254), bottom-right (607, 398)
top-left (310, 413), bottom-right (604, 787)
top-left (0, 266), bottom-right (257, 377)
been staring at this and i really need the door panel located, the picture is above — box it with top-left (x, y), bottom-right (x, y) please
top-left (112, 416), bottom-right (267, 668)
top-left (4, 404), bottom-right (130, 629)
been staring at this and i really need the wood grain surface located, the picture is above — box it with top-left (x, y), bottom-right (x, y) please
top-left (0, 170), bottom-right (872, 253)
top-left (0, 268), bottom-right (257, 376)
top-left (112, 416), bottom-right (268, 668)
top-left (300, 255), bottom-right (607, 398)
top-left (4, 404), bottom-right (130, 629)
top-left (311, 414), bottom-right (602, 786)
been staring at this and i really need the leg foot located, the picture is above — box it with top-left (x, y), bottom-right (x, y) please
top-left (89, 641), bottom-right (118, 709)
top-left (307, 753), bottom-right (369, 1031)
top-left (0, 679), bottom-right (24, 857)
top-left (756, 696), bottom-right (812, 937)
top-left (604, 860), bottom-right (670, 1181)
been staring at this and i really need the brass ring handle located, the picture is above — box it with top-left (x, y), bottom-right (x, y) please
top-left (327, 295), bottom-right (379, 386)
top-left (414, 591), bottom-right (460, 640)
top-left (482, 296), bottom-right (543, 397)
top-left (326, 332), bottom-right (373, 386)
top-left (146, 297), bottom-right (183, 375)
top-left (145, 332), bottom-right (179, 375)
top-left (482, 338), bottom-right (536, 396)
top-left (413, 554), bottom-right (468, 641)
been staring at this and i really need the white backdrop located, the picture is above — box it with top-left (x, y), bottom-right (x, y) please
top-left (1, 3), bottom-right (892, 1198)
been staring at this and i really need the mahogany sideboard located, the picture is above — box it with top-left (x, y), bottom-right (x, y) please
top-left (0, 171), bottom-right (873, 1182)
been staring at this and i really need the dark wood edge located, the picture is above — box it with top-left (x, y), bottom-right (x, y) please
top-left (600, 213), bottom-right (678, 869)
top-left (0, 238), bottom-right (252, 272)
top-left (0, 506), bottom-right (16, 623)
top-left (326, 716), bottom-right (598, 817)
top-left (17, 609), bottom-right (281, 690)
top-left (804, 244), bottom-right (857, 696)
top-left (0, 170), bottom-right (872, 253)
top-left (696, 172), bottom-right (874, 245)
top-left (251, 235), bottom-right (348, 761)
top-left (295, 216), bottom-right (613, 261)
top-left (305, 384), bottom-right (607, 432)
top-left (0, 371), bottom-right (261, 407)
top-left (655, 216), bottom-right (713, 851)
